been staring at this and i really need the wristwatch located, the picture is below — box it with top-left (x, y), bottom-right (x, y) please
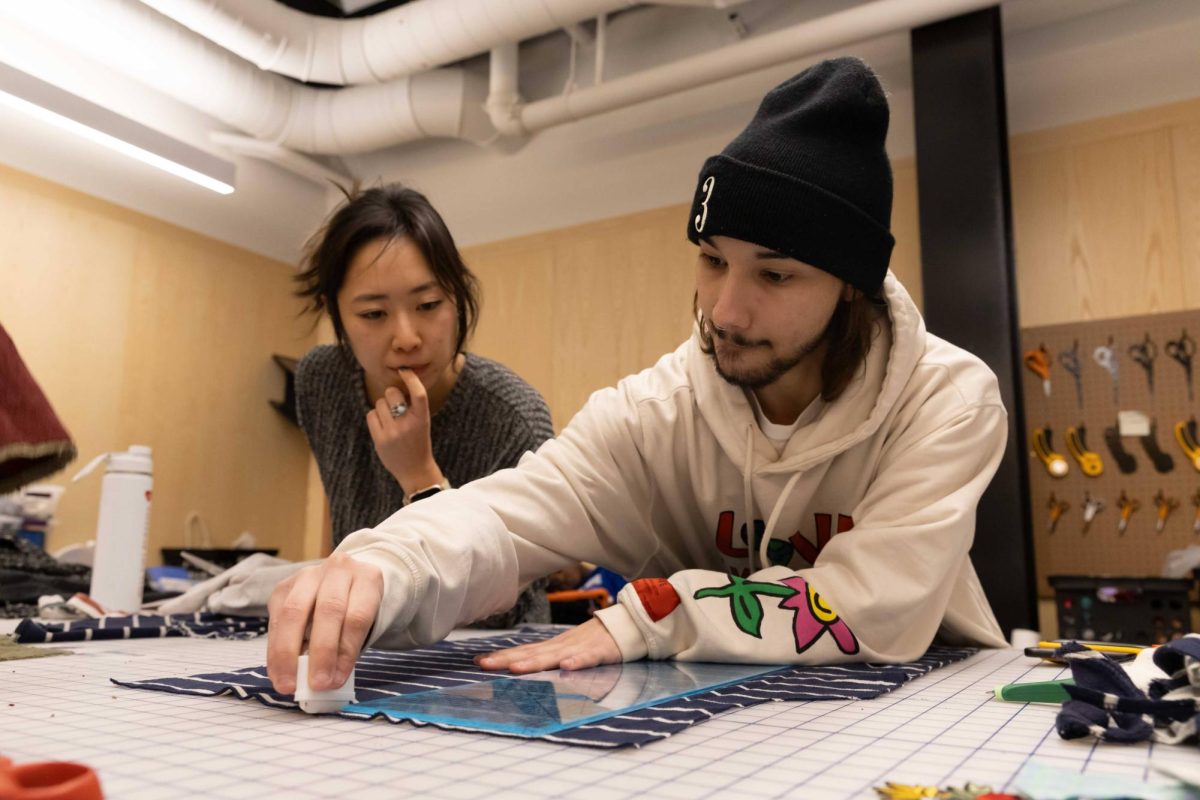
top-left (404, 479), bottom-right (450, 506)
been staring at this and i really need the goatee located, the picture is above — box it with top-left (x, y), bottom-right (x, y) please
top-left (707, 321), bottom-right (828, 389)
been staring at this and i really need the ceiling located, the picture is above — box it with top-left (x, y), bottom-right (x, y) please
top-left (0, 0), bottom-right (1196, 263)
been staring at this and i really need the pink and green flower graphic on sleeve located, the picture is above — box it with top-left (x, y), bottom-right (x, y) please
top-left (778, 575), bottom-right (859, 656)
top-left (692, 574), bottom-right (859, 656)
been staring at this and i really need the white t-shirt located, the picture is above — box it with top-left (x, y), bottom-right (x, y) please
top-left (747, 390), bottom-right (825, 451)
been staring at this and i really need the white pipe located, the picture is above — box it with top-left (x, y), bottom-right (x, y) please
top-left (210, 132), bottom-right (353, 187)
top-left (137, 0), bottom-right (637, 86)
top-left (649, 0), bottom-right (755, 7)
top-left (0, 0), bottom-right (493, 154)
top-left (564, 23), bottom-right (594, 48)
top-left (485, 43), bottom-right (524, 135)
top-left (519, 0), bottom-right (1000, 133)
top-left (595, 14), bottom-right (607, 85)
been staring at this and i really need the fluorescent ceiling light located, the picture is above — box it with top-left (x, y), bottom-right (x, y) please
top-left (0, 62), bottom-right (235, 195)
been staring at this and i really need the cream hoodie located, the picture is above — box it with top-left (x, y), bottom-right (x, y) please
top-left (341, 274), bottom-right (1009, 664)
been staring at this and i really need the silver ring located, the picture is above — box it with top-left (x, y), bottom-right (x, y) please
top-left (389, 402), bottom-right (408, 418)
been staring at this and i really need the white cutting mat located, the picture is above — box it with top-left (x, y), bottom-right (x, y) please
top-left (0, 636), bottom-right (1193, 799)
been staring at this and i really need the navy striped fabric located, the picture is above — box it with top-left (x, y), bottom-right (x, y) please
top-left (116, 628), bottom-right (975, 748)
top-left (15, 613), bottom-right (268, 643)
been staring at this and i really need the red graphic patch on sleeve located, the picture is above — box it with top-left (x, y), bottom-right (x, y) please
top-left (632, 578), bottom-right (682, 622)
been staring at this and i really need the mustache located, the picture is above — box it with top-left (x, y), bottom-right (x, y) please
top-left (706, 319), bottom-right (769, 348)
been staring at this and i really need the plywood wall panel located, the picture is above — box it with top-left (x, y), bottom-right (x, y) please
top-left (0, 164), bottom-right (316, 563)
top-left (462, 236), bottom-right (558, 420)
top-left (465, 205), bottom-right (695, 431)
top-left (1173, 121), bottom-right (1200, 311)
top-left (1011, 147), bottom-right (1075, 326)
top-left (1011, 97), bottom-right (1200, 328)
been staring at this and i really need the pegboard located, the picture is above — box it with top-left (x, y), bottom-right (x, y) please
top-left (1020, 309), bottom-right (1200, 597)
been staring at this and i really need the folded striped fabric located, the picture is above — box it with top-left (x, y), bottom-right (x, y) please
top-left (116, 628), bottom-right (974, 748)
top-left (1056, 634), bottom-right (1200, 746)
top-left (15, 613), bottom-right (268, 643)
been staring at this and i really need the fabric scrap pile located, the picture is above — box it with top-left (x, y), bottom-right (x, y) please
top-left (1057, 634), bottom-right (1200, 746)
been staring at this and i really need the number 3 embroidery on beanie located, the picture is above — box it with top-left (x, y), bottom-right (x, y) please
top-left (694, 176), bottom-right (715, 233)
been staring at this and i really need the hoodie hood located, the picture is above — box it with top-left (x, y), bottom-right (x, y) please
top-left (688, 272), bottom-right (926, 477)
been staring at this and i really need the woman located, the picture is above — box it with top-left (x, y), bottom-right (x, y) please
top-left (293, 183), bottom-right (554, 627)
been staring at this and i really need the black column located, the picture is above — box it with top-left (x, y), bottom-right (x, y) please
top-left (911, 7), bottom-right (1036, 636)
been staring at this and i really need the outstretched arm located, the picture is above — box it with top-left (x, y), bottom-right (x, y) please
top-left (478, 401), bottom-right (1008, 670)
top-left (266, 378), bottom-right (658, 692)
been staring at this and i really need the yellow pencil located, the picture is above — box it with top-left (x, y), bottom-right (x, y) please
top-left (1037, 640), bottom-right (1146, 655)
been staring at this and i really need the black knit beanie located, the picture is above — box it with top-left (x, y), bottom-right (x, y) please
top-left (686, 57), bottom-right (895, 295)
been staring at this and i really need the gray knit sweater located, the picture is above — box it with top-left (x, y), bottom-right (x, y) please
top-left (295, 345), bottom-right (555, 627)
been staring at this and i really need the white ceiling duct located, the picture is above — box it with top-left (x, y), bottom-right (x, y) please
top-left (495, 0), bottom-right (1003, 136)
top-left (135, 0), bottom-right (637, 86)
top-left (5, 0), bottom-right (1013, 159)
top-left (0, 0), bottom-right (493, 154)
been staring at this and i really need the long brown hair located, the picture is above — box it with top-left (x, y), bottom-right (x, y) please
top-left (295, 183), bottom-right (480, 354)
top-left (695, 288), bottom-right (886, 403)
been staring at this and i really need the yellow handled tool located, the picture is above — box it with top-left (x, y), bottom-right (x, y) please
top-left (1031, 427), bottom-right (1069, 478)
top-left (1193, 489), bottom-right (1200, 535)
top-left (1065, 425), bottom-right (1103, 477)
top-left (1047, 493), bottom-right (1069, 534)
top-left (1153, 490), bottom-right (1179, 533)
top-left (1174, 418), bottom-right (1200, 472)
top-left (1117, 490), bottom-right (1140, 535)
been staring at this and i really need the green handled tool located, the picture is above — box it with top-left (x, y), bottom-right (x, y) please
top-left (992, 679), bottom-right (1075, 704)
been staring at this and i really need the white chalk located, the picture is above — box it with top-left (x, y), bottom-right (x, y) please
top-left (294, 654), bottom-right (356, 714)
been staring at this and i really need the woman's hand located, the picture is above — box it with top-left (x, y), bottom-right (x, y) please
top-left (366, 367), bottom-right (444, 494)
top-left (474, 618), bottom-right (622, 673)
top-left (266, 553), bottom-right (383, 694)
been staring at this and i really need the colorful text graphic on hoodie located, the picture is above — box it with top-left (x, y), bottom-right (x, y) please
top-left (340, 273), bottom-right (1010, 664)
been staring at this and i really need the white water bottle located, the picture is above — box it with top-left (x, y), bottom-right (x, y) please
top-left (73, 445), bottom-right (153, 613)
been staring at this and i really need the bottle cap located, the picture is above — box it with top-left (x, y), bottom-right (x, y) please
top-left (72, 445), bottom-right (153, 481)
top-left (108, 445), bottom-right (152, 474)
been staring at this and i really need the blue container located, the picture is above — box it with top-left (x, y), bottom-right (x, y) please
top-left (15, 529), bottom-right (45, 549)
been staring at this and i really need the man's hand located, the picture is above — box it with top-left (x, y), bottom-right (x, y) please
top-left (366, 368), bottom-right (443, 494)
top-left (266, 553), bottom-right (383, 694)
top-left (474, 618), bottom-right (622, 673)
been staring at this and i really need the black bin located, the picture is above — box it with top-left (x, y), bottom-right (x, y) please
top-left (1049, 574), bottom-right (1192, 644)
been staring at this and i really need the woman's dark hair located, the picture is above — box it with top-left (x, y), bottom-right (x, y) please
top-left (695, 287), bottom-right (887, 403)
top-left (295, 183), bottom-right (480, 354)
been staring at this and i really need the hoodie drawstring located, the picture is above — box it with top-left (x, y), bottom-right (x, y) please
top-left (742, 425), bottom-right (756, 573)
top-left (743, 423), bottom-right (805, 573)
top-left (760, 471), bottom-right (804, 571)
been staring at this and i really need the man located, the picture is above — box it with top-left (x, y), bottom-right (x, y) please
top-left (267, 57), bottom-right (1008, 696)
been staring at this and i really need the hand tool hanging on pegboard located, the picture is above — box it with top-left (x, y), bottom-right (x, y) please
top-left (1153, 490), bottom-right (1178, 533)
top-left (1093, 336), bottom-right (1120, 404)
top-left (1031, 426), bottom-right (1069, 477)
top-left (1023, 344), bottom-right (1052, 397)
top-left (1174, 417), bottom-right (1200, 472)
top-left (1192, 489), bottom-right (1200, 534)
top-left (1128, 332), bottom-right (1156, 396)
top-left (1065, 424), bottom-right (1103, 477)
top-left (1058, 340), bottom-right (1084, 409)
top-left (1140, 419), bottom-right (1174, 474)
top-left (1116, 490), bottom-right (1140, 535)
top-left (1047, 492), bottom-right (1069, 534)
top-left (1165, 329), bottom-right (1195, 402)
top-left (1103, 423), bottom-right (1138, 474)
top-left (1082, 492), bottom-right (1105, 534)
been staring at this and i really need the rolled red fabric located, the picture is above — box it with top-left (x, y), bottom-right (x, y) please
top-left (0, 323), bottom-right (75, 493)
